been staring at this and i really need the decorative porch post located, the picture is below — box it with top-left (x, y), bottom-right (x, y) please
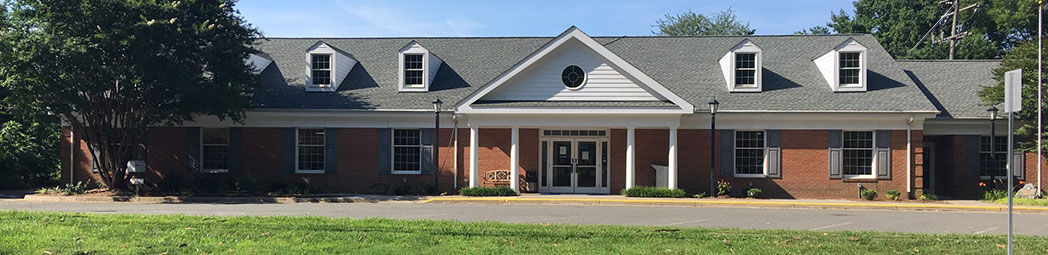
top-left (510, 126), bottom-right (520, 192)
top-left (626, 127), bottom-right (636, 189)
top-left (469, 126), bottom-right (479, 188)
top-left (668, 128), bottom-right (678, 189)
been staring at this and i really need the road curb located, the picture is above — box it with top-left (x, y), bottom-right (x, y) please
top-left (422, 197), bottom-right (1048, 213)
top-left (20, 194), bottom-right (427, 204)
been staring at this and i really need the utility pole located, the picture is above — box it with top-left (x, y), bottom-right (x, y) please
top-left (948, 0), bottom-right (959, 59)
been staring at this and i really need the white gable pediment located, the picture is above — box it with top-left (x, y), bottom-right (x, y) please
top-left (456, 27), bottom-right (693, 114)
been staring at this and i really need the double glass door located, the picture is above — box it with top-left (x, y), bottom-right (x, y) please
top-left (546, 138), bottom-right (605, 193)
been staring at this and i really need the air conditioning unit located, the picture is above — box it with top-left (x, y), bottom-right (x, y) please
top-left (126, 160), bottom-right (146, 173)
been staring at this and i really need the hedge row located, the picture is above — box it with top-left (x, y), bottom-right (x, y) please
top-left (621, 186), bottom-right (686, 198)
top-left (459, 186), bottom-right (518, 196)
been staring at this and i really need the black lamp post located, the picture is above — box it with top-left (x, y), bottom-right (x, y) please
top-left (709, 99), bottom-right (720, 196)
top-left (988, 106), bottom-right (998, 180)
top-left (433, 98), bottom-right (443, 194)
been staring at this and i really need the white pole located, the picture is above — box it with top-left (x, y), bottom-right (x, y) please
top-left (510, 126), bottom-right (520, 192)
top-left (1008, 111), bottom-right (1015, 255)
top-left (469, 126), bottom-right (479, 188)
top-left (1038, 0), bottom-right (1044, 194)
top-left (668, 128), bottom-right (678, 189)
top-left (626, 127), bottom-right (635, 189)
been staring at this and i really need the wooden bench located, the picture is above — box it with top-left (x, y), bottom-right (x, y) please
top-left (483, 170), bottom-right (512, 186)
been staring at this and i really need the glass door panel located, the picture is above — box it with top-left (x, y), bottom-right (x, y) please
top-left (551, 141), bottom-right (573, 189)
top-left (576, 141), bottom-right (597, 188)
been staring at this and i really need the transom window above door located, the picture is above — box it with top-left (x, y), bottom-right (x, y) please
top-left (542, 130), bottom-right (606, 137)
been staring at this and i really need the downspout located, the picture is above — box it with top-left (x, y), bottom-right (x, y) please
top-left (70, 128), bottom-right (75, 185)
top-left (907, 116), bottom-right (914, 194)
top-left (452, 115), bottom-right (459, 190)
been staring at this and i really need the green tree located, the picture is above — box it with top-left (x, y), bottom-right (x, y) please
top-left (0, 0), bottom-right (261, 189)
top-left (826, 0), bottom-right (1039, 59)
top-left (794, 26), bottom-right (832, 35)
top-left (978, 41), bottom-right (1046, 152)
top-left (653, 9), bottom-right (755, 36)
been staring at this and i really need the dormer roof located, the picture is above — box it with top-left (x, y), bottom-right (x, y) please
top-left (304, 41), bottom-right (358, 92)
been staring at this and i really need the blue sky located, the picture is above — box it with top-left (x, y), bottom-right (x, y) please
top-left (237, 0), bottom-right (855, 37)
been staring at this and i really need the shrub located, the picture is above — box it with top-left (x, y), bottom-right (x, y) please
top-left (918, 193), bottom-right (939, 201)
top-left (983, 189), bottom-right (1007, 201)
top-left (393, 184), bottom-right (412, 196)
top-left (459, 186), bottom-right (518, 196)
top-left (746, 188), bottom-right (762, 198)
top-left (38, 181), bottom-right (91, 196)
top-left (716, 179), bottom-right (733, 197)
top-left (692, 193), bottom-right (707, 199)
top-left (860, 189), bottom-right (877, 200)
top-left (620, 187), bottom-right (686, 198)
top-left (423, 185), bottom-right (437, 195)
top-left (885, 190), bottom-right (901, 201)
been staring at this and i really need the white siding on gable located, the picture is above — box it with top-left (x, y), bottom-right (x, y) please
top-left (483, 39), bottom-right (663, 101)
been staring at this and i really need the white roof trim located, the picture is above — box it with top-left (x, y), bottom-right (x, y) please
top-left (454, 26), bottom-right (694, 114)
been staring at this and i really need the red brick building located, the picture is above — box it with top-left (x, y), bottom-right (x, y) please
top-left (60, 27), bottom-right (1040, 199)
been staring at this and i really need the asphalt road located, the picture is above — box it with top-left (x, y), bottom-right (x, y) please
top-left (1, 200), bottom-right (1047, 236)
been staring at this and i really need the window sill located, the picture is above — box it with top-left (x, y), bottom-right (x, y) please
top-left (202, 169), bottom-right (229, 174)
top-left (392, 171), bottom-right (422, 175)
top-left (296, 170), bottom-right (325, 174)
top-left (842, 176), bottom-right (877, 182)
top-left (733, 174), bottom-right (767, 178)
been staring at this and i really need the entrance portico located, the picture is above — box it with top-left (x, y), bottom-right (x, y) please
top-left (462, 114), bottom-right (684, 194)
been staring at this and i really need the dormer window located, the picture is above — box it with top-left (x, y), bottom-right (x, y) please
top-left (734, 53), bottom-right (757, 86)
top-left (814, 38), bottom-right (867, 92)
top-left (398, 41), bottom-right (443, 92)
top-left (305, 41), bottom-right (357, 92)
top-left (403, 54), bottom-right (424, 86)
top-left (719, 39), bottom-right (762, 92)
top-left (310, 54), bottom-right (332, 86)
top-left (838, 52), bottom-right (861, 86)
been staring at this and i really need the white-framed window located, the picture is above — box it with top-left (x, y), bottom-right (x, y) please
top-left (734, 53), bottom-right (757, 87)
top-left (979, 136), bottom-right (1008, 178)
top-left (838, 52), bottom-right (861, 86)
top-left (310, 54), bottom-right (332, 86)
top-left (392, 129), bottom-right (422, 174)
top-left (403, 54), bottom-right (424, 86)
top-left (296, 128), bottom-right (325, 174)
top-left (734, 130), bottom-right (766, 177)
top-left (201, 128), bottom-right (230, 173)
top-left (842, 131), bottom-right (874, 177)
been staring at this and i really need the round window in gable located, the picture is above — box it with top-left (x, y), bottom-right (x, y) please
top-left (561, 65), bottom-right (585, 89)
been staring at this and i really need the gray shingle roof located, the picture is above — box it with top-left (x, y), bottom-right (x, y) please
top-left (253, 34), bottom-right (941, 113)
top-left (472, 100), bottom-right (676, 108)
top-left (898, 60), bottom-right (1001, 119)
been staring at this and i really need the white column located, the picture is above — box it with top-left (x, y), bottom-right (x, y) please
top-left (668, 128), bottom-right (678, 189)
top-left (510, 126), bottom-right (520, 192)
top-left (626, 127), bottom-right (636, 189)
top-left (469, 126), bottom-right (479, 188)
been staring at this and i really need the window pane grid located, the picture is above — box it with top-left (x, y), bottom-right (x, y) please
top-left (979, 136), bottom-right (1008, 177)
top-left (297, 129), bottom-right (325, 171)
top-left (842, 131), bottom-right (873, 176)
top-left (311, 54), bottom-right (331, 85)
top-left (201, 128), bottom-right (229, 170)
top-left (839, 52), bottom-right (860, 85)
top-left (393, 129), bottom-right (422, 172)
top-left (735, 131), bottom-right (765, 175)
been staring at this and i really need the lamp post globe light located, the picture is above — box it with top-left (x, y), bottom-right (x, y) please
top-left (708, 99), bottom-right (720, 196)
top-left (989, 106), bottom-right (998, 179)
top-left (432, 98), bottom-right (443, 194)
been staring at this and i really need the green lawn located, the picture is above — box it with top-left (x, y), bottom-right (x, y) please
top-left (2, 211), bottom-right (1047, 254)
top-left (993, 198), bottom-right (1048, 206)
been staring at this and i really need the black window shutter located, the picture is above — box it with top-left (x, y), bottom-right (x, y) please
top-left (420, 128), bottom-right (434, 174)
top-left (186, 127), bottom-right (200, 173)
top-left (965, 135), bottom-right (980, 180)
top-left (766, 130), bottom-right (782, 178)
top-left (324, 128), bottom-right (338, 174)
top-left (828, 130), bottom-right (842, 179)
top-left (228, 128), bottom-right (242, 173)
top-left (1013, 152), bottom-right (1025, 180)
top-left (875, 130), bottom-right (891, 179)
top-left (282, 128), bottom-right (295, 174)
top-left (720, 130), bottom-right (734, 177)
top-left (378, 129), bottom-right (391, 175)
